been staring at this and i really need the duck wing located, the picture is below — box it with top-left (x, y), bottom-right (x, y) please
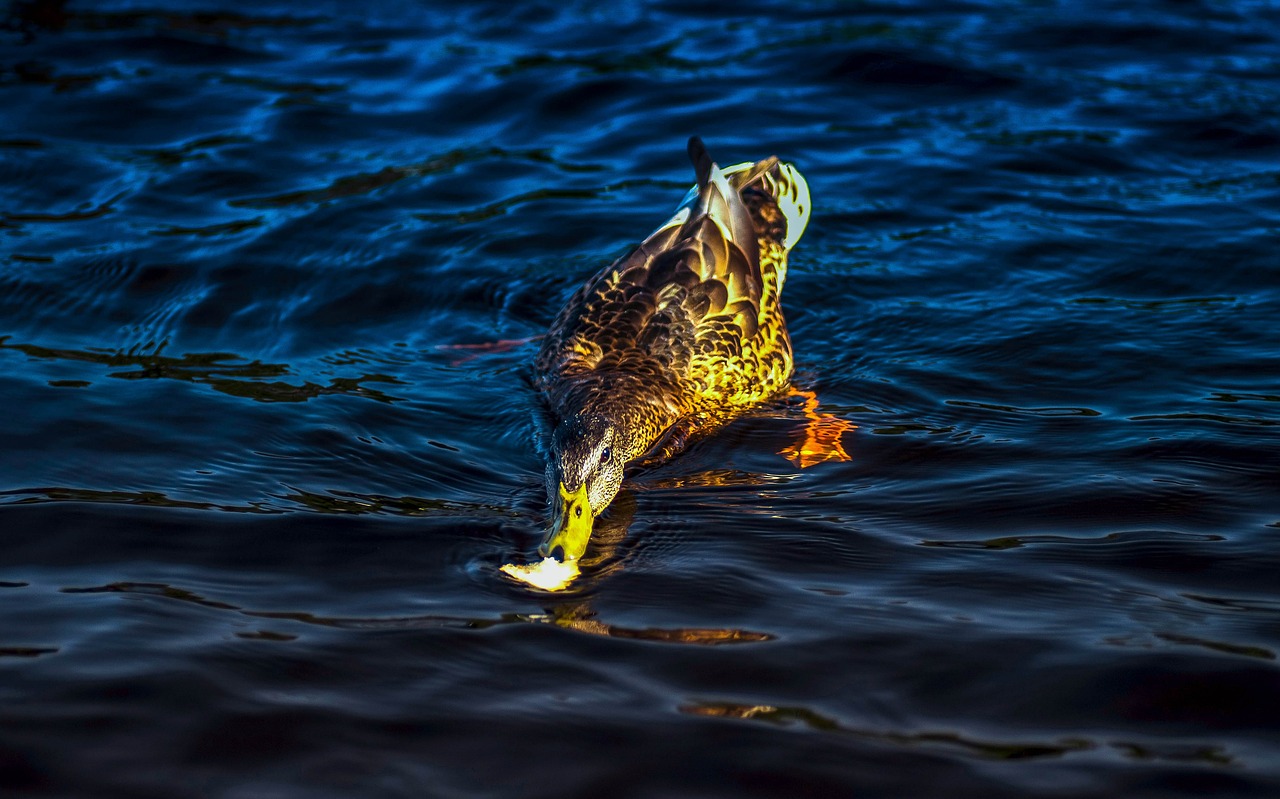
top-left (634, 137), bottom-right (765, 342)
top-left (537, 138), bottom-right (772, 397)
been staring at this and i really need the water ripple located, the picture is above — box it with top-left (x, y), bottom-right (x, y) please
top-left (3, 0), bottom-right (1280, 795)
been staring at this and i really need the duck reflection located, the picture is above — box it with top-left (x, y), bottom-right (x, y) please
top-left (543, 602), bottom-right (772, 645)
top-left (779, 388), bottom-right (854, 468)
top-left (505, 388), bottom-right (854, 596)
top-left (61, 496), bottom-right (773, 647)
top-left (510, 489), bottom-right (772, 645)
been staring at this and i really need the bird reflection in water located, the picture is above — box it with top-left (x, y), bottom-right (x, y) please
top-left (501, 487), bottom-right (637, 592)
top-left (503, 390), bottom-right (852, 594)
top-left (780, 387), bottom-right (854, 468)
top-left (542, 603), bottom-right (773, 645)
top-left (504, 489), bottom-right (773, 644)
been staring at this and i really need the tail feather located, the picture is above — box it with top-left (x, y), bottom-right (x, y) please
top-left (687, 136), bottom-right (714, 188)
top-left (648, 140), bottom-right (809, 256)
top-left (685, 137), bottom-right (760, 280)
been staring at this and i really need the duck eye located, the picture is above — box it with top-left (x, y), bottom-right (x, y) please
top-left (600, 447), bottom-right (612, 464)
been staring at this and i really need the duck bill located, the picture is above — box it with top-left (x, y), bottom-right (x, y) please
top-left (539, 482), bottom-right (594, 563)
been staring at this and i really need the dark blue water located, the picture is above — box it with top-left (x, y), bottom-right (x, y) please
top-left (2, 1), bottom-right (1278, 796)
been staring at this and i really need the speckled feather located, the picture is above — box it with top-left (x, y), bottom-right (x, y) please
top-left (535, 138), bottom-right (809, 465)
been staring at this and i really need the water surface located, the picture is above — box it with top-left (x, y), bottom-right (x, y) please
top-left (2, 1), bottom-right (1278, 796)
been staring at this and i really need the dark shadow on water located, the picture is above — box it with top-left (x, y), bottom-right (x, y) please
top-left (49, 492), bottom-right (772, 647)
top-left (0, 486), bottom-right (278, 514)
top-left (3, 0), bottom-right (324, 42)
top-left (505, 491), bottom-right (776, 644)
top-left (276, 487), bottom-right (513, 518)
top-left (0, 337), bottom-right (403, 403)
top-left (920, 529), bottom-right (1226, 551)
top-left (681, 700), bottom-right (1236, 767)
top-left (0, 486), bottom-right (518, 520)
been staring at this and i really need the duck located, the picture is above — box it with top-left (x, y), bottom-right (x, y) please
top-left (534, 136), bottom-right (811, 564)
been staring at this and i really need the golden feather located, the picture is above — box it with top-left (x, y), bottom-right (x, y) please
top-left (532, 137), bottom-right (811, 563)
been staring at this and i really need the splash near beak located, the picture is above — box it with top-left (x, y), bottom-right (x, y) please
top-left (539, 482), bottom-right (593, 563)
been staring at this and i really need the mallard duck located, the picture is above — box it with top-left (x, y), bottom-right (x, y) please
top-left (534, 137), bottom-right (810, 563)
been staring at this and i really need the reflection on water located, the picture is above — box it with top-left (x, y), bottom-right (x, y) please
top-left (0, 337), bottom-right (403, 402)
top-left (1, 486), bottom-right (276, 513)
top-left (683, 701), bottom-right (1095, 760)
top-left (59, 576), bottom-right (773, 647)
top-left (778, 388), bottom-right (856, 468)
top-left (682, 701), bottom-right (1236, 766)
top-left (544, 604), bottom-right (773, 645)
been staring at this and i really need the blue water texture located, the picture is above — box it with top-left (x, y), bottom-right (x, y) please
top-left (1, 1), bottom-right (1278, 797)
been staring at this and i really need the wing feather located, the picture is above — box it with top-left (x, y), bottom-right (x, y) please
top-left (537, 138), bottom-right (777, 396)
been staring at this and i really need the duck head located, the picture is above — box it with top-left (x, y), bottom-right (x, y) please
top-left (539, 412), bottom-right (630, 563)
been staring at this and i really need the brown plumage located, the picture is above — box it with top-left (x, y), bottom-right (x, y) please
top-left (534, 137), bottom-right (811, 562)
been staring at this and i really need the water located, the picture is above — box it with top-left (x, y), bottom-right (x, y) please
top-left (2, 0), bottom-right (1278, 796)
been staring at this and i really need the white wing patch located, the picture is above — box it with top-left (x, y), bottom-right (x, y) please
top-left (774, 163), bottom-right (810, 251)
top-left (642, 158), bottom-right (810, 252)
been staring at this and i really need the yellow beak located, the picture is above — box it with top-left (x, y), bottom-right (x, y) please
top-left (539, 481), bottom-right (594, 562)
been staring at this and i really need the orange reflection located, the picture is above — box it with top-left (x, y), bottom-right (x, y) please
top-left (437, 336), bottom-right (541, 365)
top-left (502, 492), bottom-right (773, 643)
top-left (780, 388), bottom-right (855, 468)
top-left (546, 602), bottom-right (772, 644)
